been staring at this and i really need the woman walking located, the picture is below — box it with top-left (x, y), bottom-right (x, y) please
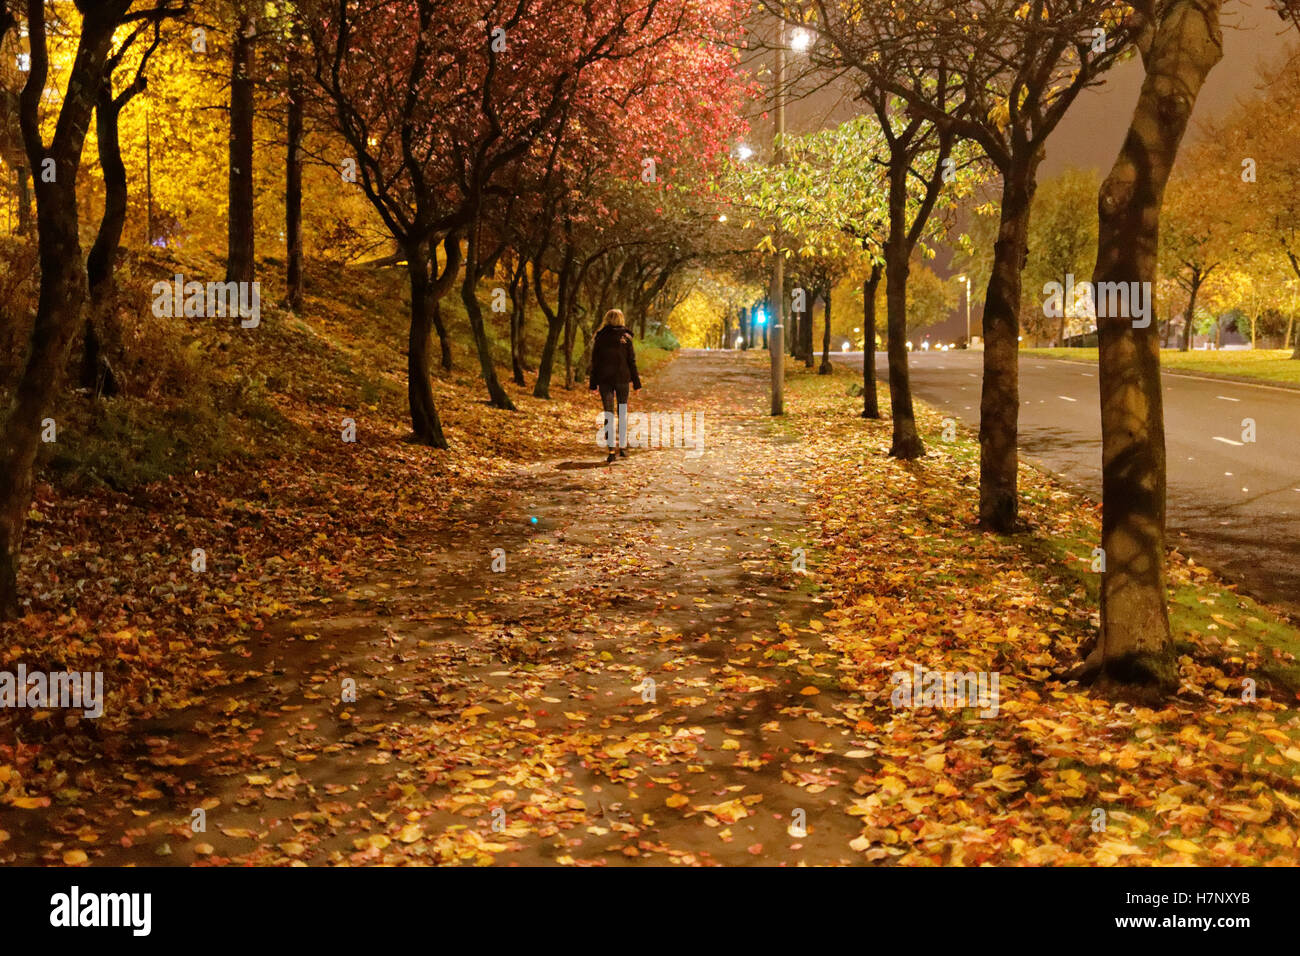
top-left (588, 309), bottom-right (642, 464)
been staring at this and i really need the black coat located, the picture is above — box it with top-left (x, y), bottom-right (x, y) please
top-left (588, 325), bottom-right (641, 390)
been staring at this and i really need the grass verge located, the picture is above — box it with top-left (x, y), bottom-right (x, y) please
top-left (1026, 347), bottom-right (1300, 388)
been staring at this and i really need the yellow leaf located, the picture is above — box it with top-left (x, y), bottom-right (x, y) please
top-left (698, 798), bottom-right (750, 824)
top-left (220, 827), bottom-right (258, 839)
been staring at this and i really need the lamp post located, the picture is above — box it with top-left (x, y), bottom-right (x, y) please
top-left (768, 25), bottom-right (811, 416)
top-left (769, 22), bottom-right (786, 416)
top-left (955, 273), bottom-right (971, 346)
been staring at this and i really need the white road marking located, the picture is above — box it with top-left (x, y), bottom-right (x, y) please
top-left (1080, 372), bottom-right (1092, 377)
top-left (1216, 395), bottom-right (1241, 402)
top-left (1058, 395), bottom-right (1077, 402)
top-left (1213, 436), bottom-right (1244, 447)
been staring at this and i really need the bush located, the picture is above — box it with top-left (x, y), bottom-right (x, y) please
top-left (643, 326), bottom-right (680, 351)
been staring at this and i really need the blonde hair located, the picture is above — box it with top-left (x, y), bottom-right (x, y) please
top-left (601, 309), bottom-right (626, 329)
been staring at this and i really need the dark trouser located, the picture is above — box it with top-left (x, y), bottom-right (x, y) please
top-left (599, 383), bottom-right (630, 450)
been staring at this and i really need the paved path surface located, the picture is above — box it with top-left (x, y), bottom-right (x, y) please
top-left (10, 351), bottom-right (878, 866)
top-left (833, 349), bottom-right (1300, 614)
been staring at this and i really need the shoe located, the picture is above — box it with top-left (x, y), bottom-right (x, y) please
top-left (618, 448), bottom-right (627, 458)
top-left (606, 452), bottom-right (617, 464)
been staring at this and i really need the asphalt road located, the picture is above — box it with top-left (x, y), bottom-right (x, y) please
top-left (831, 349), bottom-right (1300, 615)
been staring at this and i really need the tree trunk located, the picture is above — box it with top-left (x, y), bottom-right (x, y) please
top-left (884, 163), bottom-right (923, 458)
top-left (81, 82), bottom-right (129, 397)
top-left (1, 3), bottom-right (121, 618)
top-left (405, 246), bottom-right (446, 447)
top-left (1081, 0), bottom-right (1224, 692)
top-left (562, 297), bottom-right (576, 389)
top-left (802, 296), bottom-right (815, 368)
top-left (14, 164), bottom-right (32, 235)
top-left (461, 223), bottom-right (515, 410)
top-left (739, 308), bottom-right (749, 350)
top-left (508, 256), bottom-right (527, 385)
top-left (1182, 270), bottom-right (1201, 351)
top-left (978, 159), bottom-right (1036, 531)
top-left (285, 68), bottom-right (304, 312)
top-left (532, 248), bottom-right (572, 399)
top-left (0, 193), bottom-right (85, 617)
top-left (533, 315), bottom-right (564, 398)
top-left (1287, 252), bottom-right (1300, 357)
top-left (862, 267), bottom-right (881, 418)
top-left (819, 285), bottom-right (832, 374)
top-left (225, 14), bottom-right (256, 286)
top-left (885, 249), bottom-right (922, 458)
top-left (428, 235), bottom-right (457, 371)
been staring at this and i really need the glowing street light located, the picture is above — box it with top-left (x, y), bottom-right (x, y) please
top-left (736, 144), bottom-right (755, 161)
top-left (790, 27), bottom-right (812, 53)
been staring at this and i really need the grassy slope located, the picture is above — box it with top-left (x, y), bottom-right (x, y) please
top-left (1026, 347), bottom-right (1300, 388)
top-left (2, 244), bottom-right (674, 490)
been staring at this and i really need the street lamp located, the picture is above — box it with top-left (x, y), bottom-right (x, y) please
top-left (736, 144), bottom-right (755, 161)
top-left (955, 274), bottom-right (971, 346)
top-left (768, 23), bottom-right (810, 415)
